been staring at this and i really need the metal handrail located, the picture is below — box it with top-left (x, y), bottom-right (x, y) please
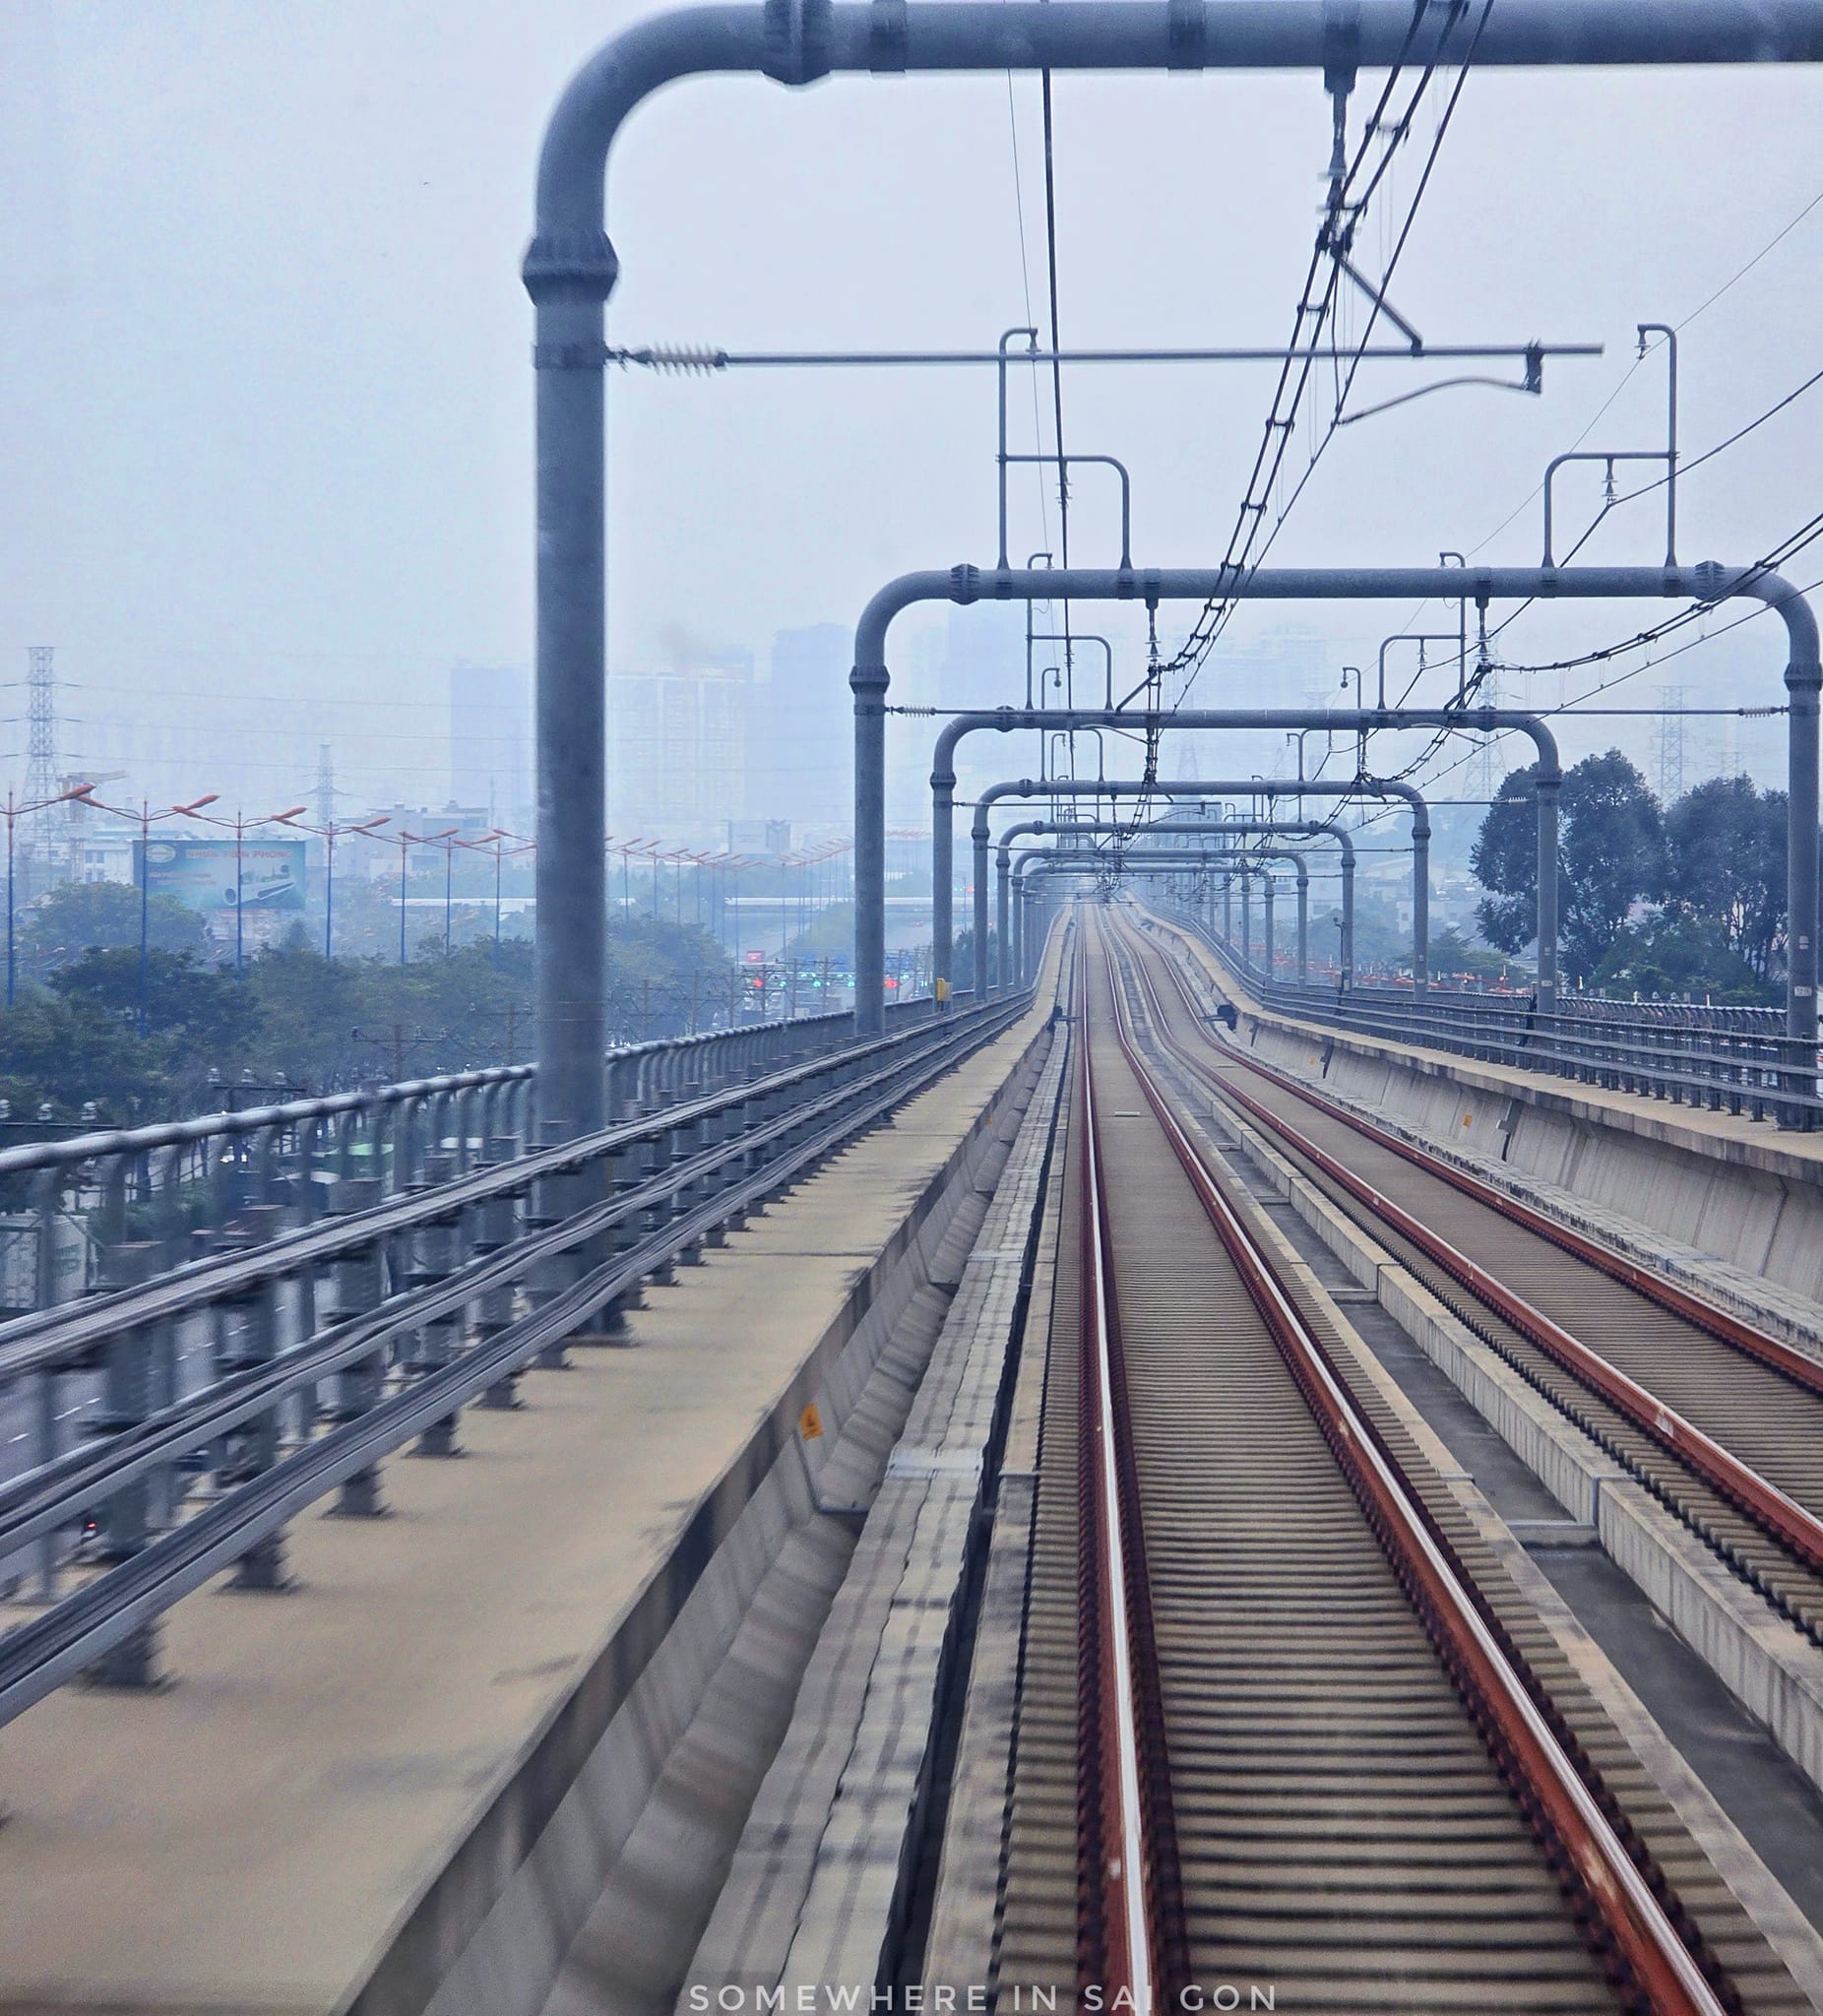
top-left (0, 979), bottom-right (1038, 1722)
top-left (1158, 905), bottom-right (1821, 1129)
top-left (0, 990), bottom-right (942, 1317)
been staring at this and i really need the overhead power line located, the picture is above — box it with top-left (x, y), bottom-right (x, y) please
top-left (1165, 0), bottom-right (1496, 704)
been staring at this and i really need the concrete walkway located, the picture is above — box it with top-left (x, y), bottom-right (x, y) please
top-left (0, 1005), bottom-right (1051, 2016)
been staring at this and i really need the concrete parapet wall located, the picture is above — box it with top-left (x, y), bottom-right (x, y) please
top-left (403, 1020), bottom-right (1058, 2016)
top-left (0, 968), bottom-right (1065, 2016)
top-left (1140, 911), bottom-right (1823, 1345)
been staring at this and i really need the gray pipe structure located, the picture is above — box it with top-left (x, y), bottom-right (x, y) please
top-left (999, 825), bottom-right (1330, 988)
top-left (1013, 847), bottom-right (1273, 982)
top-left (926, 706), bottom-right (1542, 1025)
top-left (528, 1), bottom-right (1823, 1137)
top-left (1000, 823), bottom-right (1313, 981)
top-left (993, 805), bottom-right (1352, 992)
top-left (994, 815), bottom-right (1335, 981)
top-left (970, 775), bottom-right (1412, 997)
top-left (855, 563), bottom-right (1819, 1045)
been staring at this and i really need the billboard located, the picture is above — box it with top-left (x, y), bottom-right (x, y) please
top-left (139, 837), bottom-right (308, 950)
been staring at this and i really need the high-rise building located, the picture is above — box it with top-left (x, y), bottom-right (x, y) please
top-left (747, 625), bottom-right (850, 827)
top-left (449, 664), bottom-right (533, 833)
top-left (607, 657), bottom-right (751, 840)
top-left (1183, 626), bottom-right (1330, 781)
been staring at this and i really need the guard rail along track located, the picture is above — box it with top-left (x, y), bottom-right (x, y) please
top-left (995, 911), bottom-right (1811, 2013)
top-left (1184, 915), bottom-right (1822, 1130)
top-left (0, 984), bottom-right (1022, 1725)
top-left (1113, 907), bottom-right (1823, 1663)
top-left (0, 988), bottom-right (952, 1314)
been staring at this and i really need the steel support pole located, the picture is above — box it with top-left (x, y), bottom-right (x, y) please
top-left (1262, 869), bottom-right (1276, 979)
top-left (851, 565), bottom-right (1815, 1032)
top-left (1536, 773), bottom-right (1560, 1016)
top-left (931, 766), bottom-right (955, 1010)
top-left (854, 661), bottom-right (889, 1034)
top-left (531, 10), bottom-right (1823, 1081)
top-left (1340, 847), bottom-right (1355, 991)
top-left (1780, 588), bottom-right (1823, 1105)
top-left (528, 278), bottom-right (610, 1143)
top-left (972, 819), bottom-right (990, 998)
top-left (967, 770), bottom-right (1427, 998)
top-left (996, 843), bottom-right (1011, 996)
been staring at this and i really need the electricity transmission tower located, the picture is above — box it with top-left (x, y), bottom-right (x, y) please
top-left (21, 647), bottom-right (61, 878)
top-left (1469, 668), bottom-right (1504, 803)
top-left (315, 744), bottom-right (338, 829)
top-left (1654, 686), bottom-right (1686, 803)
top-left (24, 648), bottom-right (57, 811)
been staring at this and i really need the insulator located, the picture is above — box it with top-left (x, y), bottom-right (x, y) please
top-left (633, 345), bottom-right (726, 375)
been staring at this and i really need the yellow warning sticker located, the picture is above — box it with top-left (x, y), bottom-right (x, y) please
top-left (799, 1404), bottom-right (824, 1441)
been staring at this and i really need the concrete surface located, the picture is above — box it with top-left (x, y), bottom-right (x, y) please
top-left (0, 990), bottom-right (1057, 2016)
top-left (679, 1017), bottom-right (1068, 2003)
top-left (1190, 1020), bottom-right (1823, 1811)
top-left (1143, 907), bottom-right (1823, 1318)
top-left (1195, 1099), bottom-right (1823, 2010)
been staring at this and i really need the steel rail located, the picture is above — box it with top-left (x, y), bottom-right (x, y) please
top-left (1162, 939), bottom-right (1823, 1401)
top-left (1188, 916), bottom-right (1821, 1122)
top-left (0, 992), bottom-right (1029, 1729)
top-left (1131, 925), bottom-right (1823, 1581)
top-left (1094, 928), bottom-right (1729, 2016)
top-left (0, 1064), bottom-right (532, 1183)
top-left (0, 1003), bottom-right (911, 1186)
top-left (0, 1053), bottom-right (879, 1554)
top-left (0, 998), bottom-right (1005, 1385)
top-left (1073, 1006), bottom-right (1157, 2007)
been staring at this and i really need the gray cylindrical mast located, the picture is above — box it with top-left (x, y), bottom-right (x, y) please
top-left (963, 771), bottom-right (1428, 1001)
top-left (528, 11), bottom-right (1823, 1122)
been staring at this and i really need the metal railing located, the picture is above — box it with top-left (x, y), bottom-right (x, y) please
top-left (0, 977), bottom-right (1037, 1718)
top-left (1153, 905), bottom-right (1822, 1131)
top-left (0, 996), bottom-right (940, 1318)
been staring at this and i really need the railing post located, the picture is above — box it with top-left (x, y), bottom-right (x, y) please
top-left (219, 1202), bottom-right (288, 1589)
top-left (475, 1135), bottom-right (527, 1408)
top-left (524, 1130), bottom-right (583, 1370)
top-left (402, 1150), bottom-right (462, 1455)
top-left (327, 1175), bottom-right (388, 1518)
top-left (80, 1238), bottom-right (163, 1683)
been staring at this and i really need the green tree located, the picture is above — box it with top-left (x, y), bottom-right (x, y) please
top-left (0, 993), bottom-right (169, 1122)
top-left (19, 880), bottom-right (209, 978)
top-left (1664, 775), bottom-right (1787, 982)
top-left (604, 918), bottom-right (732, 1040)
top-left (1559, 750), bottom-right (1665, 980)
top-left (1593, 915), bottom-right (1769, 1005)
top-left (1469, 765), bottom-right (1540, 957)
top-left (49, 947), bottom-right (261, 1052)
top-left (1470, 750), bottom-right (1664, 982)
top-left (1429, 925), bottom-right (1520, 984)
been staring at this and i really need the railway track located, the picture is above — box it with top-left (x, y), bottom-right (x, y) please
top-left (993, 913), bottom-right (1813, 2014)
top-left (1111, 911), bottom-right (1823, 1657)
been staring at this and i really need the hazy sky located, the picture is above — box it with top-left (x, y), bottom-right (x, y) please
top-left (2, 2), bottom-right (1820, 808)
